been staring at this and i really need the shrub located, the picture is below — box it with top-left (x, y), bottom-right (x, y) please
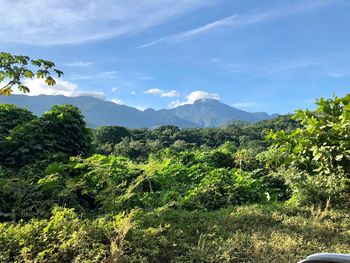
top-left (264, 94), bottom-right (350, 206)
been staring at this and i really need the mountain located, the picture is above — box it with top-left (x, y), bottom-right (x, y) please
top-left (164, 99), bottom-right (275, 127)
top-left (0, 95), bottom-right (198, 128)
top-left (143, 108), bottom-right (199, 128)
top-left (0, 95), bottom-right (276, 128)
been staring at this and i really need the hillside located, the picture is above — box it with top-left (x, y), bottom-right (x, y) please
top-left (0, 94), bottom-right (349, 262)
top-left (0, 95), bottom-right (276, 128)
top-left (164, 99), bottom-right (275, 127)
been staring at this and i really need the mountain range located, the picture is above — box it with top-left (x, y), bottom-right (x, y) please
top-left (0, 95), bottom-right (278, 128)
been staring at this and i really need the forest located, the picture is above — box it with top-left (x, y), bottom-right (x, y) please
top-left (0, 93), bottom-right (349, 262)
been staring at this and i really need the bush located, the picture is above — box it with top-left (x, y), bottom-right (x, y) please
top-left (0, 207), bottom-right (136, 262)
top-left (264, 94), bottom-right (350, 206)
top-left (0, 104), bottom-right (91, 167)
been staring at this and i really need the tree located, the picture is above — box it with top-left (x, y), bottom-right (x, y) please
top-left (264, 94), bottom-right (350, 205)
top-left (0, 104), bottom-right (36, 137)
top-left (93, 126), bottom-right (130, 146)
top-left (0, 52), bottom-right (63, 96)
top-left (0, 105), bottom-right (92, 167)
top-left (41, 104), bottom-right (92, 156)
top-left (114, 137), bottom-right (149, 161)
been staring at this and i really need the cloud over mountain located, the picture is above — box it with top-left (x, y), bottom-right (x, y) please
top-left (169, 90), bottom-right (219, 107)
top-left (13, 78), bottom-right (105, 99)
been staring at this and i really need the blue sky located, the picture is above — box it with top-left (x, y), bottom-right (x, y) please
top-left (0, 0), bottom-right (349, 113)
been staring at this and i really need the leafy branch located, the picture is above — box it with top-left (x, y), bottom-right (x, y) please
top-left (0, 52), bottom-right (63, 96)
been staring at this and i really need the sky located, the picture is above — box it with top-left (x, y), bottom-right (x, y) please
top-left (0, 0), bottom-right (349, 114)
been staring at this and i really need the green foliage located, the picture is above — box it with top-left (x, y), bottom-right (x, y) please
top-left (0, 52), bottom-right (63, 96)
top-left (1, 94), bottom-right (349, 262)
top-left (0, 147), bottom-right (287, 220)
top-left (41, 104), bottom-right (92, 156)
top-left (92, 114), bottom-right (298, 161)
top-left (2, 205), bottom-right (350, 262)
top-left (264, 94), bottom-right (350, 206)
top-left (0, 104), bottom-right (91, 167)
top-left (93, 126), bottom-right (130, 154)
top-left (181, 168), bottom-right (262, 210)
top-left (114, 137), bottom-right (150, 161)
top-left (234, 148), bottom-right (258, 171)
top-left (0, 104), bottom-right (36, 137)
top-left (38, 155), bottom-right (141, 214)
top-left (0, 207), bottom-right (136, 262)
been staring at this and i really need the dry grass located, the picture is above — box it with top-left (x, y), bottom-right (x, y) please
top-left (130, 204), bottom-right (350, 262)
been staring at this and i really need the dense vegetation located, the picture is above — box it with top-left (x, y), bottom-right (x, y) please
top-left (0, 94), bottom-right (349, 262)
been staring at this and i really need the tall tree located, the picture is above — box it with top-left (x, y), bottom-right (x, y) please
top-left (0, 104), bottom-right (36, 137)
top-left (0, 105), bottom-right (92, 167)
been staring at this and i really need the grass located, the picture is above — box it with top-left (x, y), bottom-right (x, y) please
top-left (129, 203), bottom-right (350, 262)
top-left (2, 203), bottom-right (350, 262)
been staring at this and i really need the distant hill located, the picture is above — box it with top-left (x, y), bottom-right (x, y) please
top-left (0, 95), bottom-right (277, 128)
top-left (164, 99), bottom-right (276, 127)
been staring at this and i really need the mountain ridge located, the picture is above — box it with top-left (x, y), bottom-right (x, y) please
top-left (0, 95), bottom-right (277, 128)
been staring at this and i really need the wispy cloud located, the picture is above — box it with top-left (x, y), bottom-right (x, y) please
top-left (232, 101), bottom-right (259, 109)
top-left (96, 71), bottom-right (122, 79)
top-left (145, 88), bottom-right (180, 98)
top-left (13, 78), bottom-right (105, 99)
top-left (65, 61), bottom-right (94, 67)
top-left (328, 68), bottom-right (350, 78)
top-left (68, 73), bottom-right (118, 80)
top-left (208, 56), bottom-right (323, 79)
top-left (248, 58), bottom-right (323, 80)
top-left (141, 0), bottom-right (338, 47)
top-left (141, 13), bottom-right (269, 48)
top-left (67, 74), bottom-right (93, 81)
top-left (0, 0), bottom-right (211, 45)
top-left (111, 98), bottom-right (123, 104)
top-left (169, 90), bottom-right (219, 108)
top-left (68, 71), bottom-right (152, 88)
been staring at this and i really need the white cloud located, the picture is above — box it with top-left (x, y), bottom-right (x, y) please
top-left (111, 98), bottom-right (123, 104)
top-left (248, 58), bottom-right (323, 80)
top-left (141, 0), bottom-right (338, 47)
top-left (186, 90), bottom-right (219, 103)
top-left (328, 68), bottom-right (350, 78)
top-left (145, 88), bottom-right (180, 97)
top-left (65, 61), bottom-right (94, 67)
top-left (145, 88), bottom-right (160, 94)
top-left (169, 90), bottom-right (219, 108)
top-left (0, 0), bottom-right (211, 45)
top-left (329, 72), bottom-right (344, 78)
top-left (96, 71), bottom-right (121, 79)
top-left (111, 87), bottom-right (118, 92)
top-left (131, 91), bottom-right (136, 95)
top-left (13, 77), bottom-right (105, 99)
top-left (160, 90), bottom-right (180, 97)
top-left (168, 100), bottom-right (184, 108)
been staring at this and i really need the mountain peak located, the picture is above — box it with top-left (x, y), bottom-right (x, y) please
top-left (143, 108), bottom-right (156, 113)
top-left (193, 98), bottom-right (220, 104)
top-left (0, 95), bottom-right (275, 128)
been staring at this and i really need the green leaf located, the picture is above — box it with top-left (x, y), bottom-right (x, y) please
top-left (335, 154), bottom-right (343, 161)
top-left (45, 76), bottom-right (56, 86)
